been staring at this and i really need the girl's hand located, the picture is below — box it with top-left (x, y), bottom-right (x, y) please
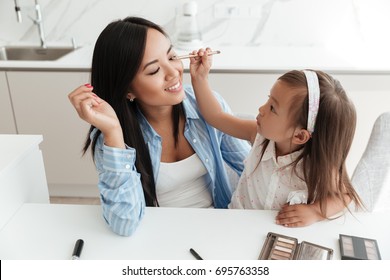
top-left (189, 47), bottom-right (213, 81)
top-left (68, 84), bottom-right (122, 136)
top-left (275, 203), bottom-right (324, 227)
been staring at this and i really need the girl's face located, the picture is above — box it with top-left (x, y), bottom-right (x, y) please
top-left (129, 28), bottom-right (184, 110)
top-left (256, 80), bottom-right (298, 144)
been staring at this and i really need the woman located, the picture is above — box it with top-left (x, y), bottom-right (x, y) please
top-left (68, 17), bottom-right (250, 236)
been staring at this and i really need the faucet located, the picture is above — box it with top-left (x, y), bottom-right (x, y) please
top-left (14, 0), bottom-right (47, 48)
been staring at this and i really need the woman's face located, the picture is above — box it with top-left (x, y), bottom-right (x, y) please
top-left (129, 28), bottom-right (184, 110)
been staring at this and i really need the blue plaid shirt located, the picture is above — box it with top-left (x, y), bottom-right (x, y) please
top-left (93, 85), bottom-right (250, 236)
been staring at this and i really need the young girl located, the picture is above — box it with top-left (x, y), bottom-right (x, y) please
top-left (190, 48), bottom-right (363, 227)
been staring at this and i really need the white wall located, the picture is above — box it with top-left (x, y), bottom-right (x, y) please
top-left (1, 0), bottom-right (389, 49)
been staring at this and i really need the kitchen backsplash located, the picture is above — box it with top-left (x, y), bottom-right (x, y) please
top-left (1, 0), bottom-right (389, 50)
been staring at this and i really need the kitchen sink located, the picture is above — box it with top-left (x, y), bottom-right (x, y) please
top-left (0, 46), bottom-right (77, 61)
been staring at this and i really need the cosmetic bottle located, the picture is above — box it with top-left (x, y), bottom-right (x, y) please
top-left (176, 1), bottom-right (203, 50)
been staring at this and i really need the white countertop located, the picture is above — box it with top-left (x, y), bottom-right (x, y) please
top-left (1, 44), bottom-right (390, 73)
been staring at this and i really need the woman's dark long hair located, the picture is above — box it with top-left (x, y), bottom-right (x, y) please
top-left (83, 17), bottom-right (183, 206)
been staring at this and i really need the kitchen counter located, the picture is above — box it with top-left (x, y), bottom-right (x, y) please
top-left (1, 44), bottom-right (390, 74)
top-left (0, 44), bottom-right (93, 71)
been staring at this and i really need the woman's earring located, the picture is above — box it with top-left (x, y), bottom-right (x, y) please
top-left (127, 92), bottom-right (135, 102)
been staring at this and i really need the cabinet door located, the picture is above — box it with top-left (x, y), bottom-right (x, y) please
top-left (0, 71), bottom-right (17, 133)
top-left (7, 71), bottom-right (99, 197)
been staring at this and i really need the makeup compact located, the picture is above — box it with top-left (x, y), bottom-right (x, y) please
top-left (258, 232), bottom-right (333, 260)
top-left (339, 234), bottom-right (381, 260)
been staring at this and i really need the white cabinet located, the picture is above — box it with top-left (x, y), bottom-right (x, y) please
top-left (0, 71), bottom-right (17, 133)
top-left (6, 71), bottom-right (99, 197)
top-left (184, 72), bottom-right (390, 174)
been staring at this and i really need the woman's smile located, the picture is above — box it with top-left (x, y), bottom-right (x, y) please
top-left (165, 81), bottom-right (182, 93)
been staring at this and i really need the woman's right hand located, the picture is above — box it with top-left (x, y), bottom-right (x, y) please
top-left (68, 84), bottom-right (125, 148)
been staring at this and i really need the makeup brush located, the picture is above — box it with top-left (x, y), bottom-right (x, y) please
top-left (172, 50), bottom-right (221, 60)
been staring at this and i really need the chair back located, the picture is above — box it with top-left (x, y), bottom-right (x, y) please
top-left (0, 135), bottom-right (49, 230)
top-left (352, 112), bottom-right (390, 212)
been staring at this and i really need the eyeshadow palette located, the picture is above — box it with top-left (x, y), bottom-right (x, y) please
top-left (258, 232), bottom-right (333, 260)
top-left (339, 234), bottom-right (381, 260)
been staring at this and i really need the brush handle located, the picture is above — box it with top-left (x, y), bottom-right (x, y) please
top-left (172, 50), bottom-right (220, 60)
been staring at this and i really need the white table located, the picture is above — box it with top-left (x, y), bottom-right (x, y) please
top-left (0, 203), bottom-right (389, 260)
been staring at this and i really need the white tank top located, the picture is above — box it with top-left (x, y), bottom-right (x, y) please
top-left (156, 153), bottom-right (213, 208)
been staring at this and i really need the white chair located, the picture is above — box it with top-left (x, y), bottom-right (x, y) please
top-left (352, 112), bottom-right (390, 212)
top-left (0, 134), bottom-right (49, 230)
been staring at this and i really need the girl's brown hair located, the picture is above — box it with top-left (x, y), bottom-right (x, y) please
top-left (261, 70), bottom-right (363, 217)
